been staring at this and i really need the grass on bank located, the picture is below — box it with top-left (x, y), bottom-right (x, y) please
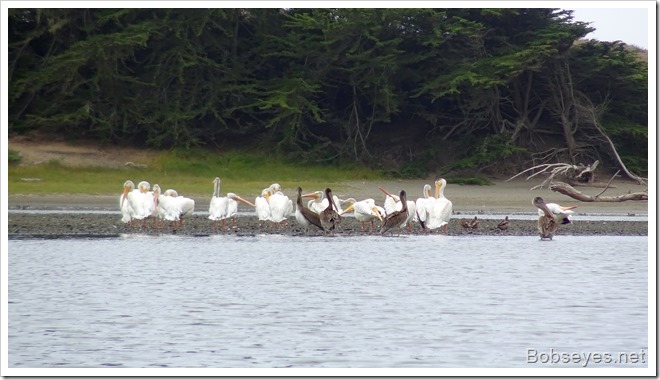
top-left (7, 150), bottom-right (386, 197)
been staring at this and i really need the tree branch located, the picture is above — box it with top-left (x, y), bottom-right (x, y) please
top-left (550, 181), bottom-right (648, 202)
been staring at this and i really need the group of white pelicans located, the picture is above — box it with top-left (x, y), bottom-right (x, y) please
top-left (120, 177), bottom-right (576, 238)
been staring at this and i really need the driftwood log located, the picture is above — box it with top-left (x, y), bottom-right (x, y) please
top-left (550, 181), bottom-right (648, 202)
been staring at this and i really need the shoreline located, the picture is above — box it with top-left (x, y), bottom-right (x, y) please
top-left (7, 179), bottom-right (649, 238)
top-left (7, 209), bottom-right (648, 240)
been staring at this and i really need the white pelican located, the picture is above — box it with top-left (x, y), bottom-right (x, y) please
top-left (120, 180), bottom-right (137, 225)
top-left (381, 190), bottom-right (409, 235)
top-left (226, 192), bottom-right (256, 228)
top-left (340, 198), bottom-right (383, 233)
top-left (164, 189), bottom-right (196, 227)
top-left (123, 180), bottom-right (154, 226)
top-left (267, 184), bottom-right (293, 225)
top-left (153, 184), bottom-right (181, 227)
top-left (414, 184), bottom-right (433, 228)
top-left (295, 187), bottom-right (323, 231)
top-left (425, 178), bottom-right (453, 233)
top-left (320, 188), bottom-right (342, 233)
top-left (255, 188), bottom-right (272, 228)
top-left (303, 190), bottom-right (343, 214)
top-left (379, 187), bottom-right (417, 231)
top-left (208, 177), bottom-right (255, 230)
top-left (533, 197), bottom-right (576, 240)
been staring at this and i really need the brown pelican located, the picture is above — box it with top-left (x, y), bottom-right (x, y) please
top-left (533, 197), bottom-right (577, 239)
top-left (460, 216), bottom-right (479, 229)
top-left (380, 190), bottom-right (409, 235)
top-left (379, 187), bottom-right (416, 231)
top-left (340, 198), bottom-right (384, 233)
top-left (303, 190), bottom-right (343, 214)
top-left (319, 188), bottom-right (342, 233)
top-left (295, 187), bottom-right (324, 231)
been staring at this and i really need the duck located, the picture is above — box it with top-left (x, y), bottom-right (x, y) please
top-left (460, 216), bottom-right (479, 229)
top-left (492, 216), bottom-right (509, 231)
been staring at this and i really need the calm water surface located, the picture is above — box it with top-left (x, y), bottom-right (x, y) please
top-left (8, 235), bottom-right (648, 368)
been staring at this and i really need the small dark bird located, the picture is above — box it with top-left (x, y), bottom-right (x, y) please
top-left (320, 188), bottom-right (342, 233)
top-left (460, 216), bottom-right (479, 229)
top-left (294, 187), bottom-right (324, 231)
top-left (492, 216), bottom-right (509, 231)
top-left (381, 190), bottom-right (409, 235)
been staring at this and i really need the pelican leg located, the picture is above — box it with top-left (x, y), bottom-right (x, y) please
top-left (444, 224), bottom-right (448, 234)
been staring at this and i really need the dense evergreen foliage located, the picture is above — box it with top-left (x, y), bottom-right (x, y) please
top-left (8, 8), bottom-right (648, 176)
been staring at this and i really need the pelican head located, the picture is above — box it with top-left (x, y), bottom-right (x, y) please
top-left (261, 188), bottom-right (271, 202)
top-left (340, 204), bottom-right (354, 215)
top-left (399, 190), bottom-right (407, 206)
top-left (138, 181), bottom-right (151, 193)
top-left (212, 177), bottom-right (221, 197)
top-left (378, 187), bottom-right (399, 201)
top-left (164, 189), bottom-right (178, 197)
top-left (435, 178), bottom-right (447, 198)
top-left (228, 192), bottom-right (256, 207)
top-left (533, 196), bottom-right (554, 218)
top-left (324, 188), bottom-right (335, 210)
top-left (423, 184), bottom-right (432, 198)
top-left (302, 190), bottom-right (323, 200)
top-left (269, 183), bottom-right (282, 193)
top-left (121, 180), bottom-right (135, 208)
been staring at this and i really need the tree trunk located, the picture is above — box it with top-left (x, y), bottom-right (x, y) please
top-left (550, 181), bottom-right (648, 202)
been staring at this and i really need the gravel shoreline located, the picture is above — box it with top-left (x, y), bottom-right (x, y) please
top-left (7, 211), bottom-right (648, 239)
top-left (7, 179), bottom-right (649, 239)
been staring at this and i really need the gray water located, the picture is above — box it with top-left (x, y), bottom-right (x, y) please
top-left (8, 235), bottom-right (648, 369)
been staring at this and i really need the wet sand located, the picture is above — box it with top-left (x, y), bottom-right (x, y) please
top-left (7, 179), bottom-right (649, 238)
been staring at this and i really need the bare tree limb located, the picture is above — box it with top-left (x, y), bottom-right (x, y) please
top-left (550, 181), bottom-right (648, 202)
top-left (594, 170), bottom-right (619, 197)
top-left (507, 162), bottom-right (600, 190)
